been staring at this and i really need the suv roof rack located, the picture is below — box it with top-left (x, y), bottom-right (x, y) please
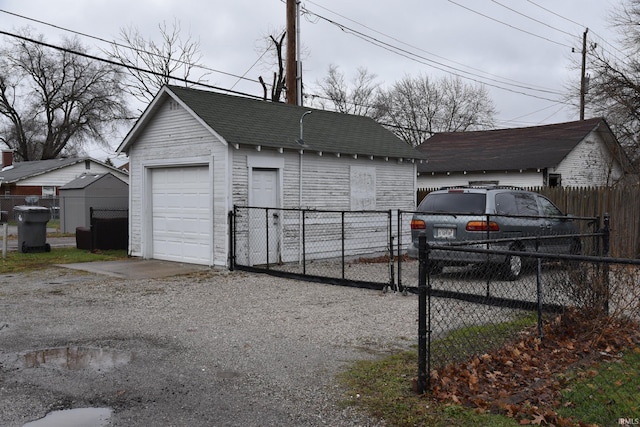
top-left (438, 185), bottom-right (524, 190)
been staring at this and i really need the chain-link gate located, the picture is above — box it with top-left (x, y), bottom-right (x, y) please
top-left (231, 206), bottom-right (396, 290)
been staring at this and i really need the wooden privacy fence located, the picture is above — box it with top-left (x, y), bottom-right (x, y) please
top-left (417, 186), bottom-right (640, 259)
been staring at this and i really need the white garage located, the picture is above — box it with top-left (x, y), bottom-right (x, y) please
top-left (149, 166), bottom-right (212, 265)
top-left (117, 85), bottom-right (422, 268)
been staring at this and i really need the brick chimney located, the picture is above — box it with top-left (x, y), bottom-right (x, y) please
top-left (1, 150), bottom-right (13, 168)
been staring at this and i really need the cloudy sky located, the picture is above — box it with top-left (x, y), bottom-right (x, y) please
top-left (0, 0), bottom-right (624, 161)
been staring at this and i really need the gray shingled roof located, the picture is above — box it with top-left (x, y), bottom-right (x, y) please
top-left (59, 172), bottom-right (112, 190)
top-left (120, 85), bottom-right (424, 160)
top-left (416, 117), bottom-right (617, 173)
top-left (0, 157), bottom-right (90, 183)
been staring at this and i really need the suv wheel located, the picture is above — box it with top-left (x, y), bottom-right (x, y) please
top-left (570, 238), bottom-right (582, 255)
top-left (500, 245), bottom-right (523, 281)
top-left (564, 238), bottom-right (582, 270)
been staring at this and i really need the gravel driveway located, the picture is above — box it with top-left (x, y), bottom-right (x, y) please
top-left (0, 266), bottom-right (421, 426)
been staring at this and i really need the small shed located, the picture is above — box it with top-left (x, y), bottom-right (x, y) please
top-left (59, 173), bottom-right (128, 233)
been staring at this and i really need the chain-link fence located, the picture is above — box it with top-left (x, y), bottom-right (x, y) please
top-left (232, 206), bottom-right (606, 293)
top-left (412, 232), bottom-right (640, 425)
top-left (231, 206), bottom-right (397, 289)
top-left (233, 205), bottom-right (638, 423)
top-left (87, 207), bottom-right (128, 251)
top-left (403, 211), bottom-right (608, 390)
top-left (1, 195), bottom-right (60, 220)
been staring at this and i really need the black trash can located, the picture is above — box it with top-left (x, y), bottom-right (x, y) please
top-left (76, 226), bottom-right (91, 250)
top-left (15, 206), bottom-right (51, 253)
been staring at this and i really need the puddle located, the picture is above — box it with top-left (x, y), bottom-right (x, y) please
top-left (22, 407), bottom-right (112, 427)
top-left (22, 346), bottom-right (133, 372)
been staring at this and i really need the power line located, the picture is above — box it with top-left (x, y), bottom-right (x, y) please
top-left (3, 4), bottom-right (573, 105)
top-left (447, 0), bottom-right (574, 49)
top-left (1, 3), bottom-right (584, 125)
top-left (500, 102), bottom-right (574, 127)
top-left (230, 46), bottom-right (273, 90)
top-left (0, 8), bottom-right (263, 87)
top-left (301, 4), bottom-right (568, 104)
top-left (524, 0), bottom-right (583, 28)
top-left (303, 0), bottom-right (557, 93)
top-left (488, 0), bottom-right (579, 39)
top-left (522, 0), bottom-right (627, 63)
top-left (0, 29), bottom-right (263, 100)
top-left (299, 2), bottom-right (584, 126)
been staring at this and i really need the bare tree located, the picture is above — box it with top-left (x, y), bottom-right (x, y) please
top-left (0, 29), bottom-right (129, 161)
top-left (106, 19), bottom-right (208, 108)
top-left (257, 30), bottom-right (286, 102)
top-left (312, 65), bottom-right (382, 116)
top-left (579, 0), bottom-right (640, 165)
top-left (377, 75), bottom-right (496, 147)
top-left (255, 26), bottom-right (313, 103)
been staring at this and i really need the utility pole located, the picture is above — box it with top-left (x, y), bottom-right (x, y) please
top-left (580, 28), bottom-right (588, 120)
top-left (286, 0), bottom-right (297, 105)
top-left (296, 0), bottom-right (303, 106)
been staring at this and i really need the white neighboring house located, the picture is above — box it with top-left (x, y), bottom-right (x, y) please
top-left (0, 151), bottom-right (129, 197)
top-left (416, 118), bottom-right (633, 189)
top-left (117, 85), bottom-right (425, 267)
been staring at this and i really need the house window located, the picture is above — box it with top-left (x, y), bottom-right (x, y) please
top-left (42, 186), bottom-right (56, 198)
top-left (548, 174), bottom-right (561, 187)
top-left (85, 160), bottom-right (90, 170)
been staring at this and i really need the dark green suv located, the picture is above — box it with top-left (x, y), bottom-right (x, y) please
top-left (408, 186), bottom-right (581, 280)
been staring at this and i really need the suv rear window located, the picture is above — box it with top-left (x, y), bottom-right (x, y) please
top-left (495, 192), bottom-right (539, 216)
top-left (418, 193), bottom-right (486, 214)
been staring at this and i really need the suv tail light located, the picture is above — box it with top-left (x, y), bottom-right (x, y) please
top-left (411, 219), bottom-right (426, 230)
top-left (466, 221), bottom-right (499, 231)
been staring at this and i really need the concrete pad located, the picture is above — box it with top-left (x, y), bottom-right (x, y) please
top-left (58, 259), bottom-right (211, 279)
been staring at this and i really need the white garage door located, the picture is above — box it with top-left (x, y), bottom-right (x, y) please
top-left (151, 166), bottom-right (211, 265)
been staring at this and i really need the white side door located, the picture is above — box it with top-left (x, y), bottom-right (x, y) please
top-left (249, 168), bottom-right (280, 265)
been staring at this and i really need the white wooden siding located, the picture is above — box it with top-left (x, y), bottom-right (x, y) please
top-left (127, 99), bottom-right (228, 266)
top-left (232, 150), bottom-right (416, 211)
top-left (300, 154), bottom-right (350, 209)
top-left (231, 148), bottom-right (416, 264)
top-left (555, 135), bottom-right (623, 187)
top-left (375, 160), bottom-right (416, 209)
